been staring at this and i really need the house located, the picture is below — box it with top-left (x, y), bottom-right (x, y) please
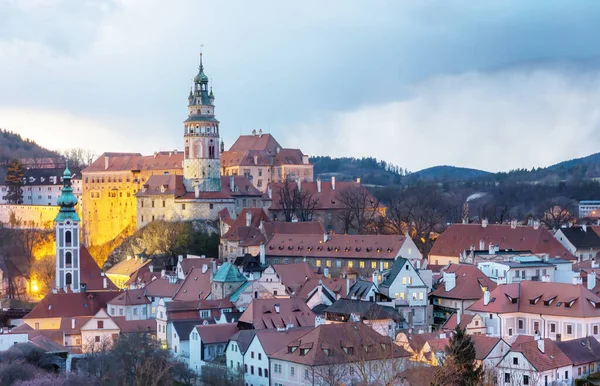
top-left (430, 264), bottom-right (496, 325)
top-left (323, 298), bottom-right (402, 338)
top-left (476, 255), bottom-right (556, 284)
top-left (238, 298), bottom-right (315, 330)
top-left (189, 323), bottom-right (239, 374)
top-left (555, 225), bottom-right (600, 262)
top-left (429, 222), bottom-right (575, 266)
top-left (105, 255), bottom-right (152, 289)
top-left (143, 273), bottom-right (184, 316)
top-left (347, 279), bottom-right (379, 302)
top-left (258, 262), bottom-right (317, 297)
top-left (228, 281), bottom-right (275, 312)
top-left (467, 281), bottom-right (600, 342)
top-left (378, 257), bottom-right (429, 327)
top-left (269, 322), bottom-right (409, 386)
top-left (440, 312), bottom-right (487, 335)
top-left (496, 336), bottom-right (573, 386)
top-left (172, 266), bottom-right (213, 302)
top-left (241, 327), bottom-right (313, 386)
top-left (106, 288), bottom-right (151, 320)
top-left (171, 320), bottom-right (203, 364)
top-left (211, 262), bottom-right (247, 300)
top-left (225, 329), bottom-right (256, 376)
top-left (79, 309), bottom-right (119, 353)
top-left (556, 336), bottom-right (600, 380)
top-left (580, 201), bottom-right (600, 218)
top-left (220, 208), bottom-right (271, 260)
top-left (263, 233), bottom-right (421, 277)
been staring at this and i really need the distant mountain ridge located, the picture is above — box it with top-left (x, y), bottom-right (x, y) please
top-left (405, 165), bottom-right (491, 183)
top-left (0, 129), bottom-right (60, 166)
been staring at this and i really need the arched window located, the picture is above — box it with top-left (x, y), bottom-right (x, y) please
top-left (66, 273), bottom-right (72, 286)
top-left (65, 252), bottom-right (72, 266)
top-left (65, 230), bottom-right (72, 245)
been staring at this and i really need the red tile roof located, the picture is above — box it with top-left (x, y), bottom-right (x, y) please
top-left (293, 277), bottom-right (348, 300)
top-left (143, 277), bottom-right (182, 298)
top-left (238, 298), bottom-right (315, 329)
top-left (180, 258), bottom-right (216, 277)
top-left (59, 316), bottom-right (93, 334)
top-left (106, 256), bottom-right (152, 277)
top-left (229, 134), bottom-right (282, 152)
top-left (266, 234), bottom-right (407, 260)
top-left (222, 134), bottom-right (309, 168)
top-left (112, 317), bottom-right (157, 333)
top-left (430, 223), bottom-right (575, 260)
top-left (24, 292), bottom-right (119, 319)
top-left (80, 246), bottom-right (118, 291)
top-left (222, 208), bottom-right (271, 240)
top-left (272, 263), bottom-right (318, 292)
top-left (172, 267), bottom-right (212, 301)
top-left (195, 323), bottom-right (239, 344)
top-left (83, 151), bottom-right (183, 173)
top-left (431, 264), bottom-right (497, 300)
top-left (269, 181), bottom-right (374, 211)
top-left (108, 288), bottom-right (150, 306)
top-left (468, 281), bottom-right (600, 318)
top-left (135, 174), bottom-right (187, 197)
top-left (510, 338), bottom-right (571, 371)
top-left (470, 335), bottom-right (503, 361)
top-left (270, 323), bottom-right (409, 366)
top-left (441, 313), bottom-right (474, 331)
top-left (253, 327), bottom-right (314, 355)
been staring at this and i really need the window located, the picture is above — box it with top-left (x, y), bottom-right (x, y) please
top-left (95, 336), bottom-right (100, 343)
top-left (209, 203), bottom-right (214, 209)
top-left (412, 292), bottom-right (417, 300)
top-left (326, 260), bottom-right (331, 268)
top-left (244, 364), bottom-right (248, 373)
top-left (35, 322), bottom-right (40, 330)
top-left (508, 328), bottom-right (513, 336)
top-left (200, 310), bottom-right (210, 318)
top-left (182, 204), bottom-right (186, 210)
top-left (274, 363), bottom-right (282, 374)
top-left (66, 273), bottom-right (72, 286)
top-left (518, 319), bottom-right (524, 330)
top-left (595, 325), bottom-right (599, 335)
top-left (550, 323), bottom-right (556, 333)
top-left (264, 369), bottom-right (268, 378)
top-left (65, 230), bottom-right (72, 245)
top-left (565, 371), bottom-right (569, 379)
top-left (251, 351), bottom-right (254, 359)
top-left (523, 375), bottom-right (529, 385)
top-left (250, 366), bottom-right (253, 375)
top-left (371, 261), bottom-right (377, 269)
top-left (133, 308), bottom-right (138, 316)
top-left (402, 277), bottom-right (407, 285)
top-left (513, 357), bottom-right (518, 365)
top-left (419, 292), bottom-right (424, 300)
top-left (348, 261), bottom-right (353, 268)
top-left (162, 200), bottom-right (165, 208)
top-left (305, 369), bottom-right (309, 378)
top-left (395, 293), bottom-right (399, 299)
top-left (384, 262), bottom-right (389, 269)
top-left (152, 200), bottom-right (155, 208)
top-left (360, 261), bottom-right (365, 268)
top-left (336, 260), bottom-right (342, 268)
top-left (566, 324), bottom-right (573, 335)
top-left (504, 373), bottom-right (510, 383)
top-left (97, 321), bottom-right (104, 329)
top-left (316, 260), bottom-right (321, 267)
top-left (65, 252), bottom-right (72, 266)
top-left (258, 353), bottom-right (262, 360)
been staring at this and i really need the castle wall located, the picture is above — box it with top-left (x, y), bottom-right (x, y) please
top-left (0, 204), bottom-right (60, 229)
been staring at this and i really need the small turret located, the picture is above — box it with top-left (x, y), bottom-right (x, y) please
top-left (220, 139), bottom-right (225, 153)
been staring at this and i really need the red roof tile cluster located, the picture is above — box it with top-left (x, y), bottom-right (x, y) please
top-left (470, 335), bottom-right (503, 360)
top-left (143, 277), bottom-right (182, 298)
top-left (238, 298), bottom-right (315, 329)
top-left (440, 313), bottom-right (474, 332)
top-left (83, 152), bottom-right (183, 173)
top-left (106, 256), bottom-right (152, 277)
top-left (24, 292), bottom-right (119, 319)
top-left (59, 316), bottom-right (93, 334)
top-left (272, 263), bottom-right (318, 292)
top-left (430, 223), bottom-right (575, 260)
top-left (270, 323), bottom-right (409, 365)
top-left (80, 246), bottom-right (118, 291)
top-left (229, 134), bottom-right (281, 153)
top-left (468, 281), bottom-right (600, 317)
top-left (195, 323), bottom-right (239, 344)
top-left (136, 174), bottom-right (187, 197)
top-left (293, 277), bottom-right (348, 300)
top-left (139, 175), bottom-right (263, 200)
top-left (172, 267), bottom-right (212, 301)
top-left (108, 288), bottom-right (151, 306)
top-left (222, 134), bottom-right (309, 168)
top-left (510, 338), bottom-right (571, 371)
top-left (253, 327), bottom-right (313, 355)
top-left (431, 264), bottom-right (496, 300)
top-left (112, 317), bottom-right (157, 333)
top-left (269, 181), bottom-right (373, 211)
top-left (266, 234), bottom-right (407, 260)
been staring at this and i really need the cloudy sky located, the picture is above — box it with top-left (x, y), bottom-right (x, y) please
top-left (2, 1), bottom-right (600, 172)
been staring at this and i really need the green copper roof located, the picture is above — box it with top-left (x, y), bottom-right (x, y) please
top-left (194, 54), bottom-right (209, 84)
top-left (55, 164), bottom-right (80, 222)
top-left (212, 262), bottom-right (247, 283)
top-left (379, 257), bottom-right (408, 288)
top-left (184, 115), bottom-right (219, 123)
top-left (229, 281), bottom-right (251, 302)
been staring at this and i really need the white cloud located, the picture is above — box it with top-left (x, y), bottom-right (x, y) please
top-left (283, 68), bottom-right (600, 172)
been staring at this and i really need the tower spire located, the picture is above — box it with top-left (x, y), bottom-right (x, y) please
top-left (55, 160), bottom-right (79, 222)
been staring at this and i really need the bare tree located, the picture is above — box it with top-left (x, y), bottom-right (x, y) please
top-left (30, 254), bottom-right (56, 297)
top-left (61, 148), bottom-right (97, 168)
top-left (201, 364), bottom-right (244, 386)
top-left (277, 177), bottom-right (319, 222)
top-left (336, 184), bottom-right (381, 234)
top-left (537, 197), bottom-right (575, 230)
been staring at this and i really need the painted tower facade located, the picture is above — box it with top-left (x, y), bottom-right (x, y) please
top-left (183, 53), bottom-right (222, 192)
top-left (55, 165), bottom-right (81, 292)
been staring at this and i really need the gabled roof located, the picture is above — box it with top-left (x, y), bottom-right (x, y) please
top-left (468, 281), bottom-right (600, 318)
top-left (108, 288), bottom-right (150, 306)
top-left (239, 298), bottom-right (316, 329)
top-left (83, 151), bottom-right (183, 173)
top-left (222, 208), bottom-right (270, 240)
top-left (228, 329), bottom-right (256, 354)
top-left (172, 267), bottom-right (212, 301)
top-left (348, 279), bottom-right (377, 299)
top-left (272, 262), bottom-right (317, 291)
top-left (80, 246), bottom-right (118, 291)
top-left (557, 226), bottom-right (600, 249)
top-left (253, 327), bottom-right (314, 355)
top-left (143, 276), bottom-right (182, 298)
top-left (173, 320), bottom-right (205, 341)
top-left (293, 277), bottom-right (348, 300)
top-left (135, 174), bottom-right (187, 197)
top-left (112, 317), bottom-right (156, 333)
top-left (196, 323), bottom-right (238, 344)
top-left (180, 257), bottom-right (215, 276)
top-left (430, 223), bottom-right (575, 260)
top-left (270, 323), bottom-right (409, 366)
top-left (509, 338), bottom-right (571, 372)
top-left (212, 262), bottom-right (248, 283)
top-left (268, 181), bottom-right (375, 211)
top-left (229, 133), bottom-right (282, 153)
top-left (324, 298), bottom-right (402, 322)
top-left (106, 256), bottom-right (152, 277)
top-left (441, 313), bottom-right (474, 332)
top-left (556, 336), bottom-right (600, 365)
top-left (380, 257), bottom-right (409, 288)
top-left (470, 335), bottom-right (503, 361)
top-left (24, 292), bottom-right (119, 319)
top-left (431, 264), bottom-right (496, 300)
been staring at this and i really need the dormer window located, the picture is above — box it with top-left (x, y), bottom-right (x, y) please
top-left (300, 348), bottom-right (310, 356)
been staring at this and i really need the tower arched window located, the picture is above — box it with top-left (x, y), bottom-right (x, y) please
top-left (66, 273), bottom-right (72, 286)
top-left (209, 145), bottom-right (215, 159)
top-left (65, 230), bottom-right (72, 245)
top-left (65, 252), bottom-right (72, 267)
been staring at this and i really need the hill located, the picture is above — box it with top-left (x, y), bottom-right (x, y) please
top-left (311, 156), bottom-right (406, 185)
top-left (0, 129), bottom-right (60, 166)
top-left (405, 165), bottom-right (491, 183)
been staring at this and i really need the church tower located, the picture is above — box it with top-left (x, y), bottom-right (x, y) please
top-left (55, 164), bottom-right (81, 293)
top-left (183, 53), bottom-right (221, 192)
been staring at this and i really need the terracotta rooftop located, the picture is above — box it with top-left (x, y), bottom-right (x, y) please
top-left (196, 323), bottom-right (239, 344)
top-left (441, 313), bottom-right (474, 332)
top-left (253, 327), bottom-right (313, 355)
top-left (135, 174), bottom-right (187, 197)
top-left (112, 317), bottom-right (157, 334)
top-left (266, 234), bottom-right (407, 259)
top-left (106, 256), bottom-right (152, 277)
top-left (83, 151), bottom-right (183, 173)
top-left (324, 298), bottom-right (402, 322)
top-left (227, 329), bottom-right (256, 354)
top-left (108, 288), bottom-right (150, 306)
top-left (510, 338), bottom-right (571, 372)
top-left (269, 181), bottom-right (374, 211)
top-left (396, 332), bottom-right (446, 353)
top-left (59, 316), bottom-right (93, 334)
top-left (470, 335), bottom-right (503, 361)
top-left (468, 281), bottom-right (600, 318)
top-left (294, 277), bottom-right (348, 300)
top-left (172, 267), bottom-right (212, 301)
top-left (142, 276), bottom-right (182, 298)
top-left (272, 263), bottom-right (318, 291)
top-left (222, 133), bottom-right (309, 168)
top-left (229, 133), bottom-right (282, 153)
top-left (430, 264), bottom-right (496, 300)
top-left (24, 291), bottom-right (119, 319)
top-left (80, 246), bottom-right (118, 291)
top-left (270, 323), bottom-right (409, 366)
top-left (180, 257), bottom-right (215, 277)
top-left (238, 298), bottom-right (316, 329)
top-left (430, 223), bottom-right (575, 260)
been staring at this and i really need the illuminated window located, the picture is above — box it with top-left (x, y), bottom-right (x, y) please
top-left (402, 277), bottom-right (407, 285)
top-left (316, 260), bottom-right (321, 267)
top-left (348, 261), bottom-right (353, 268)
top-left (360, 261), bottom-right (365, 268)
top-left (400, 293), bottom-right (405, 300)
top-left (419, 292), bottom-right (424, 300)
top-left (371, 262), bottom-right (377, 269)
top-left (383, 262), bottom-right (389, 269)
top-left (326, 260), bottom-right (331, 267)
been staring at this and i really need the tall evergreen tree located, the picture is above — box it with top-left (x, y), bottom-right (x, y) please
top-left (433, 325), bottom-right (484, 386)
top-left (5, 159), bottom-right (25, 204)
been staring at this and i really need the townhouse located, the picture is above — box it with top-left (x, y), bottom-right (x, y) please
top-left (189, 323), bottom-right (239, 373)
top-left (555, 225), bottom-right (600, 262)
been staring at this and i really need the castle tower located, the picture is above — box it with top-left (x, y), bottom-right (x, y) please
top-left (183, 53), bottom-right (221, 192)
top-left (55, 164), bottom-right (81, 292)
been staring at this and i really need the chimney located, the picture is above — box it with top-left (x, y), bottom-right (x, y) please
top-left (511, 219), bottom-right (517, 229)
top-left (202, 264), bottom-right (208, 274)
top-left (456, 309), bottom-right (461, 325)
top-left (267, 185), bottom-right (272, 199)
top-left (258, 129), bottom-right (263, 137)
top-left (483, 290), bottom-right (490, 306)
top-left (331, 176), bottom-right (336, 190)
top-left (481, 219), bottom-right (488, 228)
top-left (317, 178), bottom-right (321, 193)
top-left (372, 270), bottom-right (379, 286)
top-left (302, 155), bottom-right (309, 164)
top-left (252, 129), bottom-right (256, 136)
top-left (592, 259), bottom-right (599, 269)
top-left (533, 220), bottom-right (540, 230)
top-left (324, 267), bottom-right (329, 278)
top-left (479, 240), bottom-right (485, 250)
top-left (259, 243), bottom-right (266, 265)
top-left (274, 304), bottom-right (280, 314)
top-left (211, 260), bottom-right (217, 278)
top-left (246, 211), bottom-right (252, 227)
top-left (71, 318), bottom-right (76, 330)
top-left (323, 233), bottom-right (328, 243)
top-left (104, 156), bottom-right (110, 170)
top-left (194, 185), bottom-right (199, 199)
top-left (160, 269), bottom-right (166, 278)
top-left (537, 339), bottom-right (545, 353)
top-left (573, 275), bottom-right (583, 286)
top-left (149, 265), bottom-right (154, 273)
top-left (103, 278), bottom-right (107, 289)
top-left (230, 176), bottom-right (235, 192)
top-left (443, 272), bottom-right (456, 292)
top-left (178, 255), bottom-right (184, 263)
top-left (489, 244), bottom-right (496, 255)
top-left (416, 260), bottom-right (421, 269)
top-left (583, 225), bottom-right (588, 232)
top-left (297, 178), bottom-right (301, 192)
top-left (589, 272), bottom-right (597, 291)
top-left (253, 155), bottom-right (258, 165)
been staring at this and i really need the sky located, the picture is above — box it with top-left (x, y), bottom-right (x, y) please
top-left (2, 1), bottom-right (600, 172)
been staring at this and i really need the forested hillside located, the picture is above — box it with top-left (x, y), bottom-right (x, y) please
top-left (0, 130), bottom-right (60, 166)
top-left (310, 156), bottom-right (406, 185)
